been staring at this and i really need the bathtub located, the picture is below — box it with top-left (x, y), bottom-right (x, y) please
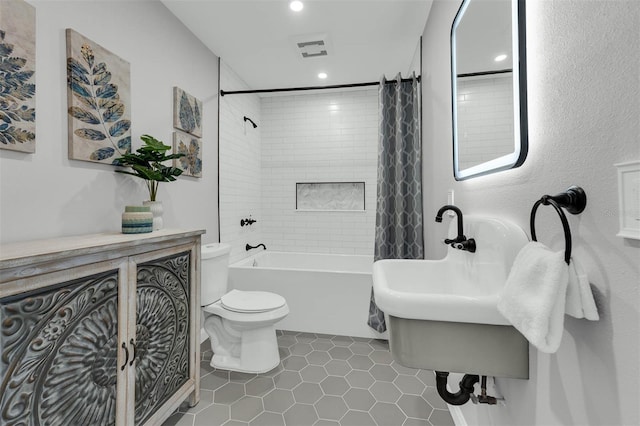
top-left (228, 251), bottom-right (387, 339)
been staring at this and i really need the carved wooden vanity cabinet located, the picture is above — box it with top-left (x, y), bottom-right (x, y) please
top-left (0, 229), bottom-right (204, 425)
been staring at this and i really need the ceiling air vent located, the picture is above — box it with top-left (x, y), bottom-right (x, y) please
top-left (291, 34), bottom-right (331, 59)
top-left (297, 40), bottom-right (327, 58)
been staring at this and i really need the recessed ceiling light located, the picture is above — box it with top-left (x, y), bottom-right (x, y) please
top-left (318, 72), bottom-right (328, 79)
top-left (494, 54), bottom-right (508, 62)
top-left (290, 1), bottom-right (304, 12)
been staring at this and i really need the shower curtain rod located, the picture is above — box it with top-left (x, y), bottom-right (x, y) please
top-left (220, 76), bottom-right (421, 96)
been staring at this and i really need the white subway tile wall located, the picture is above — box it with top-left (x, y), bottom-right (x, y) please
top-left (260, 89), bottom-right (378, 255)
top-left (219, 62), bottom-right (263, 264)
top-left (456, 74), bottom-right (514, 170)
top-left (220, 78), bottom-right (378, 258)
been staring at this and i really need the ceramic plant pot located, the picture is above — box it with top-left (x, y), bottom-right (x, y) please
top-left (122, 205), bottom-right (153, 234)
top-left (143, 200), bottom-right (164, 231)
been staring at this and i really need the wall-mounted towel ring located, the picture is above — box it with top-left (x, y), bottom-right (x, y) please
top-left (530, 186), bottom-right (587, 264)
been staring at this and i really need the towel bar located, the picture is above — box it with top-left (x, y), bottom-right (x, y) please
top-left (530, 186), bottom-right (587, 264)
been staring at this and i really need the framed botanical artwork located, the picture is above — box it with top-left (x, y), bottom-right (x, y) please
top-left (173, 131), bottom-right (202, 178)
top-left (615, 160), bottom-right (640, 240)
top-left (0, 0), bottom-right (36, 153)
top-left (66, 28), bottom-right (131, 164)
top-left (173, 87), bottom-right (202, 137)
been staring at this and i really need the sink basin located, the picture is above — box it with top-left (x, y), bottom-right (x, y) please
top-left (373, 216), bottom-right (530, 378)
top-left (373, 215), bottom-right (528, 325)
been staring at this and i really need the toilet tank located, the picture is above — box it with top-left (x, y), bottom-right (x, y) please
top-left (201, 243), bottom-right (231, 306)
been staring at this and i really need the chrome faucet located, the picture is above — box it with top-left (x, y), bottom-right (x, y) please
top-left (435, 205), bottom-right (476, 253)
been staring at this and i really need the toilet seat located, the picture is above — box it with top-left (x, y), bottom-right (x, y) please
top-left (202, 298), bottom-right (289, 325)
top-left (221, 289), bottom-right (286, 313)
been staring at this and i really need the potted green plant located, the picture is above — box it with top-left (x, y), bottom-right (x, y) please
top-left (114, 134), bottom-right (185, 230)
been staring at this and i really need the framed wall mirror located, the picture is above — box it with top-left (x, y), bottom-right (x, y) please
top-left (451, 0), bottom-right (527, 180)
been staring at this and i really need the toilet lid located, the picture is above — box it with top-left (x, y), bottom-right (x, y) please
top-left (221, 289), bottom-right (286, 313)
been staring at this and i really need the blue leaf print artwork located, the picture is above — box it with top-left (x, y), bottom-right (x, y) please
top-left (102, 102), bottom-right (124, 122)
top-left (96, 84), bottom-right (117, 99)
top-left (90, 147), bottom-right (115, 161)
top-left (179, 91), bottom-right (195, 133)
top-left (68, 106), bottom-right (100, 124)
top-left (66, 29), bottom-right (131, 164)
top-left (117, 136), bottom-right (131, 150)
top-left (108, 120), bottom-right (130, 138)
top-left (173, 87), bottom-right (202, 137)
top-left (174, 132), bottom-right (202, 178)
top-left (68, 58), bottom-right (90, 85)
top-left (0, 0), bottom-right (37, 153)
top-left (194, 101), bottom-right (201, 129)
top-left (74, 128), bottom-right (106, 140)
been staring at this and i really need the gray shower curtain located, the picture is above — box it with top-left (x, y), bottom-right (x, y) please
top-left (367, 74), bottom-right (424, 333)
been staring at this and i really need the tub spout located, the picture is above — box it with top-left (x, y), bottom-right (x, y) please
top-left (246, 243), bottom-right (266, 251)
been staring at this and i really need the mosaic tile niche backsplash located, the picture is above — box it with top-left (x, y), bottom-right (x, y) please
top-left (296, 182), bottom-right (365, 211)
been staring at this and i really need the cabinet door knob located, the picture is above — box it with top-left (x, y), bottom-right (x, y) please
top-left (121, 342), bottom-right (129, 371)
top-left (130, 339), bottom-right (136, 366)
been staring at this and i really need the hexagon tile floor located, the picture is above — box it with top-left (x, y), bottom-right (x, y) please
top-left (163, 331), bottom-right (455, 426)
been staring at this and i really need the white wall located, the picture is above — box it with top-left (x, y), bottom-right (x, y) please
top-left (422, 1), bottom-right (639, 425)
top-left (219, 61), bottom-right (262, 264)
top-left (0, 0), bottom-right (219, 244)
top-left (260, 89), bottom-right (378, 255)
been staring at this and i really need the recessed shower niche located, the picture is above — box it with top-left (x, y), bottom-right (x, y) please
top-left (296, 182), bottom-right (365, 211)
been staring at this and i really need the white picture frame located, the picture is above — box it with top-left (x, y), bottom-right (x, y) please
top-left (615, 160), bottom-right (640, 240)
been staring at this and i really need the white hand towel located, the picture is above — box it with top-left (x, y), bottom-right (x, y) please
top-left (497, 241), bottom-right (569, 353)
top-left (565, 258), bottom-right (599, 320)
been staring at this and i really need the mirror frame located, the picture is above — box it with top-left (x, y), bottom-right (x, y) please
top-left (450, 0), bottom-right (528, 181)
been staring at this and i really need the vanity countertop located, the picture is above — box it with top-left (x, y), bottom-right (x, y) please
top-left (0, 229), bottom-right (205, 270)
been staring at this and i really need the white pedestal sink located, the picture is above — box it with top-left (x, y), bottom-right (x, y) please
top-left (373, 216), bottom-right (530, 378)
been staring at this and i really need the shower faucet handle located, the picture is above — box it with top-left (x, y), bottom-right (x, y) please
top-left (240, 217), bottom-right (257, 226)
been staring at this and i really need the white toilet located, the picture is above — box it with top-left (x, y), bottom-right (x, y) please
top-left (201, 243), bottom-right (289, 373)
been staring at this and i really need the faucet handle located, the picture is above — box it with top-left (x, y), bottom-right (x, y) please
top-left (451, 238), bottom-right (477, 253)
top-left (444, 235), bottom-right (466, 245)
top-left (240, 217), bottom-right (257, 226)
top-left (443, 237), bottom-right (476, 253)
